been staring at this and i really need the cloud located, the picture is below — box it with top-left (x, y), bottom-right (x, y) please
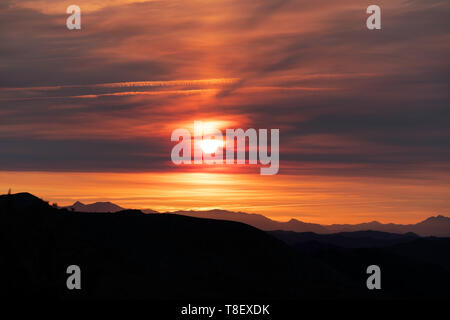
top-left (0, 0), bottom-right (449, 179)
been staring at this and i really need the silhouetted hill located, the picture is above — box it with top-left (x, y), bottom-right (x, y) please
top-left (269, 229), bottom-right (450, 299)
top-left (2, 192), bottom-right (450, 299)
top-left (169, 209), bottom-right (328, 233)
top-left (387, 237), bottom-right (450, 272)
top-left (269, 230), bottom-right (420, 249)
top-left (0, 193), bottom-right (346, 299)
top-left (0, 192), bottom-right (49, 211)
top-left (170, 210), bottom-right (450, 237)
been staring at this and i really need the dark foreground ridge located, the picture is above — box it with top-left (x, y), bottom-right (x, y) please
top-left (1, 193), bottom-right (450, 300)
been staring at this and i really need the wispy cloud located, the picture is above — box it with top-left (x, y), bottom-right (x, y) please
top-left (0, 0), bottom-right (449, 177)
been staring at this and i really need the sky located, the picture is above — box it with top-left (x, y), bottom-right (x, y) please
top-left (0, 0), bottom-right (449, 224)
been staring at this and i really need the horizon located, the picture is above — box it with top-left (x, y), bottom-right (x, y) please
top-left (3, 190), bottom-right (448, 226)
top-left (1, 169), bottom-right (449, 224)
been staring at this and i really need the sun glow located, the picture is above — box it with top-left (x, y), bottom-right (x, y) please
top-left (200, 139), bottom-right (224, 154)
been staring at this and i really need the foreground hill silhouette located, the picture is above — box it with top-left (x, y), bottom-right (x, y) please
top-left (1, 193), bottom-right (450, 299)
top-left (269, 230), bottom-right (421, 249)
top-left (270, 230), bottom-right (450, 298)
top-left (1, 193), bottom-right (346, 299)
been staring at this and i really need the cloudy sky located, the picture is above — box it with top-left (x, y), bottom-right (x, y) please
top-left (0, 0), bottom-right (449, 223)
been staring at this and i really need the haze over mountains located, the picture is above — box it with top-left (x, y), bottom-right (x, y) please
top-left (65, 201), bottom-right (450, 237)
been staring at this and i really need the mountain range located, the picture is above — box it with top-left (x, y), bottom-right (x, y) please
top-left (0, 192), bottom-right (345, 299)
top-left (64, 201), bottom-right (450, 237)
top-left (2, 192), bottom-right (450, 300)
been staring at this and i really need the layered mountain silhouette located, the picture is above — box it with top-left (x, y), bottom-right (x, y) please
top-left (168, 209), bottom-right (329, 233)
top-left (269, 230), bottom-right (450, 299)
top-left (169, 210), bottom-right (450, 237)
top-left (326, 216), bottom-right (450, 237)
top-left (270, 229), bottom-right (450, 272)
top-left (64, 201), bottom-right (158, 214)
top-left (269, 230), bottom-right (421, 249)
top-left (2, 192), bottom-right (450, 299)
top-left (67, 201), bottom-right (450, 237)
top-left (0, 193), bottom-right (344, 299)
top-left (65, 201), bottom-right (125, 213)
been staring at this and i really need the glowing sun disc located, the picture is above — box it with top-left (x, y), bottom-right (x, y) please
top-left (200, 139), bottom-right (223, 154)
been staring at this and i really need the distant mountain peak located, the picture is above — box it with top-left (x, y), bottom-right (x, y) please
top-left (67, 201), bottom-right (125, 213)
top-left (421, 215), bottom-right (450, 223)
top-left (65, 200), bottom-right (158, 214)
top-left (94, 201), bottom-right (117, 206)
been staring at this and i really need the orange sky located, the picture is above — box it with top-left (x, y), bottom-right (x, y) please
top-left (1, 0), bottom-right (449, 224)
top-left (1, 171), bottom-right (449, 224)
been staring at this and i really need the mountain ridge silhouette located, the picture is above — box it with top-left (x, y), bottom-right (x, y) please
top-left (0, 192), bottom-right (346, 299)
top-left (2, 192), bottom-right (450, 299)
top-left (59, 198), bottom-right (450, 236)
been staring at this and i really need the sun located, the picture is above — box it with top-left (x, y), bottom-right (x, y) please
top-left (200, 139), bottom-right (224, 154)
